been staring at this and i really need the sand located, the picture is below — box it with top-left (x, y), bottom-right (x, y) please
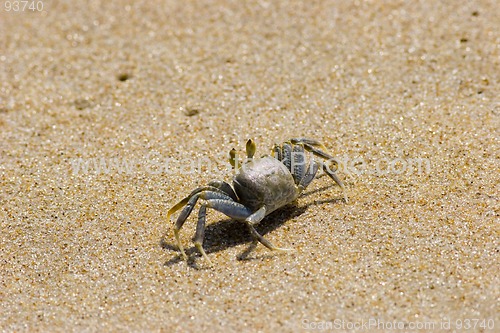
top-left (1, 0), bottom-right (499, 332)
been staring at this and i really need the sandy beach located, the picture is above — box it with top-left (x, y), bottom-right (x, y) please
top-left (1, 0), bottom-right (499, 332)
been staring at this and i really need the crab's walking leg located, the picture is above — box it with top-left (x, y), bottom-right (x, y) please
top-left (291, 139), bottom-right (338, 168)
top-left (206, 199), bottom-right (253, 220)
top-left (322, 164), bottom-right (348, 203)
top-left (207, 180), bottom-right (238, 201)
top-left (291, 144), bottom-right (306, 184)
top-left (297, 160), bottom-right (320, 193)
top-left (281, 141), bottom-right (293, 171)
top-left (172, 191), bottom-right (235, 260)
top-left (245, 207), bottom-right (292, 252)
top-left (194, 204), bottom-right (212, 265)
top-left (291, 138), bottom-right (348, 203)
top-left (301, 142), bottom-right (337, 162)
top-left (290, 138), bottom-right (327, 150)
top-left (173, 194), bottom-right (199, 260)
top-left (167, 184), bottom-right (237, 221)
top-left (206, 201), bottom-right (291, 252)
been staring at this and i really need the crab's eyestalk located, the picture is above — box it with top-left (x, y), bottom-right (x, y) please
top-left (246, 139), bottom-right (256, 159)
top-left (229, 148), bottom-right (238, 169)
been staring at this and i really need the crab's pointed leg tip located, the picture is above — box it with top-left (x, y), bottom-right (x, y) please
top-left (274, 247), bottom-right (294, 252)
top-left (343, 190), bottom-right (349, 202)
top-left (178, 247), bottom-right (188, 261)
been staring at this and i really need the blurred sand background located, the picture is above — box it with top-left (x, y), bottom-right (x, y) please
top-left (1, 0), bottom-right (499, 332)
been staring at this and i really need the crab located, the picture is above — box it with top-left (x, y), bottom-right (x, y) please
top-left (167, 138), bottom-right (347, 265)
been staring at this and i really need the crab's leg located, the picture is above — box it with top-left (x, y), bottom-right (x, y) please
top-left (290, 139), bottom-right (337, 165)
top-left (291, 144), bottom-right (306, 184)
top-left (281, 141), bottom-right (293, 171)
top-left (322, 164), bottom-right (348, 203)
top-left (167, 197), bottom-right (190, 222)
top-left (244, 205), bottom-right (267, 224)
top-left (205, 198), bottom-right (253, 220)
top-left (291, 139), bottom-right (348, 202)
top-left (167, 185), bottom-right (235, 221)
top-left (205, 201), bottom-right (291, 252)
top-left (172, 191), bottom-right (235, 260)
top-left (290, 138), bottom-right (328, 150)
top-left (244, 207), bottom-right (292, 252)
top-left (207, 180), bottom-right (238, 201)
top-left (301, 142), bottom-right (337, 162)
top-left (297, 160), bottom-right (320, 193)
top-left (246, 225), bottom-right (291, 252)
top-left (194, 204), bottom-right (212, 265)
top-left (295, 141), bottom-right (342, 183)
top-left (173, 195), bottom-right (198, 260)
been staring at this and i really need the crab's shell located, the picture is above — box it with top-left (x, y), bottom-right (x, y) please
top-left (233, 156), bottom-right (299, 214)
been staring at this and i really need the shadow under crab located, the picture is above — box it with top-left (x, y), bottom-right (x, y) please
top-left (162, 203), bottom-right (310, 267)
